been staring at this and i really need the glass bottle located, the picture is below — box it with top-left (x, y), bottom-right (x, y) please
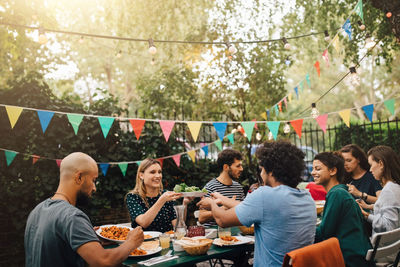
top-left (173, 205), bottom-right (187, 240)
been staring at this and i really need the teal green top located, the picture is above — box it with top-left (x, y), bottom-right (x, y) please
top-left (316, 184), bottom-right (371, 267)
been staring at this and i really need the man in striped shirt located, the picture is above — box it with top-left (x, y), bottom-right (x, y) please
top-left (199, 149), bottom-right (245, 226)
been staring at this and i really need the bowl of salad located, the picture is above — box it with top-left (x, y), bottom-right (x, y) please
top-left (173, 183), bottom-right (208, 197)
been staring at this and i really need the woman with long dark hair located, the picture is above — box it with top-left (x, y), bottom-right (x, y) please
top-left (340, 144), bottom-right (382, 204)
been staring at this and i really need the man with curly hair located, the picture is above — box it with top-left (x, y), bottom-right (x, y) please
top-left (198, 141), bottom-right (316, 267)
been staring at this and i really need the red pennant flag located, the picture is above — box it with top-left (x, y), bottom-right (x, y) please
top-left (172, 154), bottom-right (181, 167)
top-left (278, 101), bottom-right (282, 112)
top-left (316, 114), bottom-right (329, 133)
top-left (157, 158), bottom-right (164, 168)
top-left (129, 119), bottom-right (146, 140)
top-left (314, 61), bottom-right (320, 77)
top-left (322, 49), bottom-right (329, 67)
top-left (32, 155), bottom-right (40, 165)
top-left (251, 119), bottom-right (258, 130)
top-left (56, 159), bottom-right (62, 167)
top-left (159, 121), bottom-right (175, 142)
top-left (290, 119), bottom-right (304, 138)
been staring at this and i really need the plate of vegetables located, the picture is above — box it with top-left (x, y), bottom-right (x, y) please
top-left (173, 183), bottom-right (207, 197)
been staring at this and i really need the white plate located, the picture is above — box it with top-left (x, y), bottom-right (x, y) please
top-left (213, 236), bottom-right (253, 246)
top-left (180, 192), bottom-right (207, 197)
top-left (316, 218), bottom-right (322, 226)
top-left (96, 224), bottom-right (133, 244)
top-left (144, 231), bottom-right (162, 240)
top-left (129, 246), bottom-right (162, 257)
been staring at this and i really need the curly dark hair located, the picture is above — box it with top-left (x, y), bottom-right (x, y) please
top-left (340, 144), bottom-right (370, 183)
top-left (217, 149), bottom-right (243, 172)
top-left (256, 141), bottom-right (305, 188)
top-left (368, 146), bottom-right (400, 186)
top-left (314, 152), bottom-right (345, 184)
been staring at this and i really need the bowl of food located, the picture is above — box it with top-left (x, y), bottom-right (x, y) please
top-left (238, 225), bottom-right (254, 235)
top-left (177, 237), bottom-right (213, 255)
top-left (315, 200), bottom-right (325, 215)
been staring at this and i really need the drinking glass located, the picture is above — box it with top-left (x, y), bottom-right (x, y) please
top-left (218, 226), bottom-right (231, 238)
top-left (159, 233), bottom-right (170, 249)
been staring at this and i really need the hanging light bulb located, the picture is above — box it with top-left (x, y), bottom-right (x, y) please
top-left (150, 58), bottom-right (155, 65)
top-left (365, 33), bottom-right (376, 49)
top-left (386, 12), bottom-right (392, 18)
top-left (237, 125), bottom-right (242, 131)
top-left (254, 58), bottom-right (259, 64)
top-left (116, 50), bottom-right (122, 58)
top-left (283, 123), bottom-right (291, 134)
top-left (231, 128), bottom-right (237, 134)
top-left (256, 132), bottom-right (262, 141)
top-left (357, 21), bottom-right (366, 31)
top-left (282, 37), bottom-right (291, 50)
top-left (324, 30), bottom-right (330, 42)
top-left (285, 56), bottom-right (291, 66)
top-left (38, 27), bottom-right (48, 45)
top-left (226, 42), bottom-right (237, 54)
top-left (349, 67), bottom-right (360, 87)
top-left (268, 131), bottom-right (274, 140)
top-left (311, 103), bottom-right (320, 118)
top-left (79, 36), bottom-right (84, 44)
top-left (148, 38), bottom-right (157, 55)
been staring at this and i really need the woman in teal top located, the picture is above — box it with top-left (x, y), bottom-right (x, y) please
top-left (312, 152), bottom-right (371, 267)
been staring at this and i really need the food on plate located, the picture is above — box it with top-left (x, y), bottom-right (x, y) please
top-left (238, 225), bottom-right (254, 235)
top-left (214, 236), bottom-right (240, 246)
top-left (130, 248), bottom-right (147, 256)
top-left (165, 230), bottom-right (174, 235)
top-left (220, 236), bottom-right (239, 242)
top-left (140, 240), bottom-right (159, 250)
top-left (173, 183), bottom-right (208, 193)
top-left (143, 234), bottom-right (153, 239)
top-left (100, 226), bottom-right (130, 241)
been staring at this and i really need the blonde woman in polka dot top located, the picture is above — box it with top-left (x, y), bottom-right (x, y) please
top-left (126, 158), bottom-right (182, 233)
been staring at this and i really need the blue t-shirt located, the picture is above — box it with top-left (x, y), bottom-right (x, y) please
top-left (235, 185), bottom-right (317, 267)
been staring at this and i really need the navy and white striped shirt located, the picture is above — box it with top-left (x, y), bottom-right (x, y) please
top-left (202, 178), bottom-right (245, 226)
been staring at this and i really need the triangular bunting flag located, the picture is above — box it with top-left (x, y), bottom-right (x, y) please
top-left (118, 163), bottom-right (128, 176)
top-left (274, 105), bottom-right (279, 116)
top-left (314, 61), bottom-right (321, 77)
top-left (67, 114), bottom-right (84, 135)
top-left (266, 109), bottom-right (270, 120)
top-left (278, 101), bottom-right (282, 112)
top-left (355, 0), bottom-right (364, 23)
top-left (56, 159), bottom-right (62, 167)
top-left (187, 150), bottom-right (196, 163)
top-left (252, 119), bottom-right (258, 130)
top-left (212, 122), bottom-right (228, 141)
top-left (384, 99), bottom-right (395, 115)
top-left (227, 133), bottom-right (235, 144)
top-left (322, 49), bottom-right (329, 67)
top-left (266, 121), bottom-right (280, 140)
top-left (338, 109), bottom-right (351, 127)
top-left (332, 35), bottom-right (341, 54)
top-left (202, 145), bottom-right (209, 157)
top-left (214, 139), bottom-right (222, 151)
top-left (5, 150), bottom-right (17, 166)
top-left (5, 106), bottom-right (23, 129)
top-left (172, 154), bottom-right (181, 167)
top-left (136, 161), bottom-right (142, 166)
top-left (316, 114), bottom-right (329, 134)
top-left (288, 93), bottom-right (293, 102)
top-left (290, 119), bottom-right (304, 138)
top-left (362, 104), bottom-right (374, 122)
top-left (261, 112), bottom-right (268, 120)
top-left (99, 163), bottom-right (110, 176)
top-left (97, 117), bottom-right (115, 138)
top-left (157, 158), bottom-right (164, 168)
top-left (241, 122), bottom-right (255, 141)
top-left (342, 19), bottom-right (352, 40)
top-left (299, 81), bottom-right (304, 92)
top-left (294, 87), bottom-right (299, 99)
top-left (187, 122), bottom-right (202, 142)
top-left (306, 74), bottom-right (311, 87)
top-left (37, 110), bottom-right (54, 133)
top-left (129, 119), bottom-right (146, 140)
top-left (283, 97), bottom-right (287, 108)
top-left (159, 121), bottom-right (175, 142)
top-left (32, 155), bottom-right (40, 165)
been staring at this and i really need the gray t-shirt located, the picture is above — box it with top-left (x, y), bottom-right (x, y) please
top-left (24, 198), bottom-right (100, 267)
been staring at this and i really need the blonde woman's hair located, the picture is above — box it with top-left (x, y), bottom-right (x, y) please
top-left (126, 158), bottom-right (163, 208)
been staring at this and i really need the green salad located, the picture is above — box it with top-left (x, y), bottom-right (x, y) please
top-left (173, 183), bottom-right (208, 193)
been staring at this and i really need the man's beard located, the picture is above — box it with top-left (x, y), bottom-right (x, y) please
top-left (228, 168), bottom-right (240, 180)
top-left (76, 190), bottom-right (91, 207)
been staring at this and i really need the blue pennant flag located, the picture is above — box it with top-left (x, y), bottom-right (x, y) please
top-left (37, 110), bottom-right (54, 133)
top-left (362, 104), bottom-right (374, 122)
top-left (212, 122), bottom-right (228, 141)
top-left (342, 19), bottom-right (352, 40)
top-left (99, 163), bottom-right (110, 176)
top-left (294, 87), bottom-right (299, 99)
top-left (266, 109), bottom-right (270, 120)
top-left (202, 145), bottom-right (209, 157)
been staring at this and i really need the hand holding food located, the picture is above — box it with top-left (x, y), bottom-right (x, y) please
top-left (126, 226), bottom-right (144, 247)
top-left (160, 191), bottom-right (183, 202)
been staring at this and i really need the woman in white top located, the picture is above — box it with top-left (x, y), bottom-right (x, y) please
top-left (359, 145), bottom-right (400, 235)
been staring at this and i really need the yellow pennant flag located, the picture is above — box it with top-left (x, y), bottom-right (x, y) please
top-left (186, 122), bottom-right (202, 142)
top-left (6, 106), bottom-right (23, 128)
top-left (261, 112), bottom-right (268, 120)
top-left (187, 150), bottom-right (196, 163)
top-left (288, 93), bottom-right (293, 102)
top-left (332, 35), bottom-right (341, 54)
top-left (338, 109), bottom-right (351, 127)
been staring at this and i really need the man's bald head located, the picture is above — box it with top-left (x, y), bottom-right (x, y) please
top-left (60, 152), bottom-right (98, 181)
